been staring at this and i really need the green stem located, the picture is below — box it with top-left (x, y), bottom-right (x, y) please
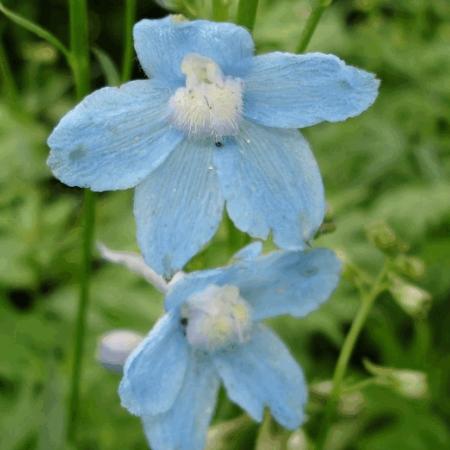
top-left (236, 0), bottom-right (259, 32)
top-left (121, 0), bottom-right (136, 82)
top-left (69, 0), bottom-right (90, 99)
top-left (342, 377), bottom-right (378, 394)
top-left (66, 0), bottom-right (95, 443)
top-left (296, 0), bottom-right (332, 53)
top-left (315, 263), bottom-right (388, 450)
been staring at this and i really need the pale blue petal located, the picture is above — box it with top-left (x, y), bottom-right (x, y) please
top-left (119, 313), bottom-right (188, 416)
top-left (227, 249), bottom-right (341, 321)
top-left (214, 325), bottom-right (307, 429)
top-left (48, 80), bottom-right (183, 191)
top-left (142, 352), bottom-right (219, 450)
top-left (215, 121), bottom-right (325, 248)
top-left (134, 18), bottom-right (254, 85)
top-left (244, 52), bottom-right (380, 129)
top-left (232, 241), bottom-right (263, 262)
top-left (134, 138), bottom-right (224, 278)
top-left (165, 268), bottom-right (223, 312)
top-left (166, 249), bottom-right (340, 320)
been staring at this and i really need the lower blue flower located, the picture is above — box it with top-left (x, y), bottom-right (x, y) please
top-left (119, 245), bottom-right (341, 450)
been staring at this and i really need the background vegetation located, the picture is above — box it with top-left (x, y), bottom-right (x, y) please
top-left (0, 0), bottom-right (449, 449)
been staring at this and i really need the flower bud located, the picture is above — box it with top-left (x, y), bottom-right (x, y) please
top-left (364, 360), bottom-right (428, 399)
top-left (366, 222), bottom-right (409, 254)
top-left (97, 330), bottom-right (144, 373)
top-left (389, 275), bottom-right (431, 318)
top-left (393, 255), bottom-right (426, 280)
top-left (287, 429), bottom-right (311, 450)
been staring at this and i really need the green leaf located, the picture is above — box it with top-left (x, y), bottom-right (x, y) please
top-left (0, 2), bottom-right (71, 61)
top-left (93, 47), bottom-right (121, 87)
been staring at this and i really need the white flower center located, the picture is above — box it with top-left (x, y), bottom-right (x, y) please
top-left (169, 54), bottom-right (243, 139)
top-left (181, 284), bottom-right (252, 351)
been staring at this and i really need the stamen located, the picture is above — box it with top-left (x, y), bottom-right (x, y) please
top-left (182, 284), bottom-right (252, 351)
top-left (169, 54), bottom-right (243, 139)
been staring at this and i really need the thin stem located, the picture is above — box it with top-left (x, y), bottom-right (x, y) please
top-left (316, 263), bottom-right (388, 450)
top-left (121, 0), bottom-right (136, 82)
top-left (0, 2), bottom-right (71, 61)
top-left (296, 0), bottom-right (332, 53)
top-left (236, 0), bottom-right (259, 32)
top-left (69, 0), bottom-right (90, 99)
top-left (342, 377), bottom-right (378, 394)
top-left (66, 0), bottom-right (95, 443)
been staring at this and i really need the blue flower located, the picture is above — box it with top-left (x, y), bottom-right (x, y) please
top-left (48, 16), bottom-right (378, 278)
top-left (119, 243), bottom-right (341, 450)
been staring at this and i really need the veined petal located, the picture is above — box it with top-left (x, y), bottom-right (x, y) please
top-left (119, 313), bottom-right (188, 416)
top-left (165, 248), bottom-right (340, 319)
top-left (134, 17), bottom-right (254, 85)
top-left (244, 52), bottom-right (379, 129)
top-left (214, 325), bottom-right (307, 429)
top-left (142, 353), bottom-right (219, 450)
top-left (215, 121), bottom-right (325, 248)
top-left (134, 138), bottom-right (224, 278)
top-left (228, 249), bottom-right (341, 321)
top-left (48, 80), bottom-right (182, 191)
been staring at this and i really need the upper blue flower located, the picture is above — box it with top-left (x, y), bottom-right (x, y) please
top-left (48, 16), bottom-right (379, 278)
top-left (118, 243), bottom-right (341, 450)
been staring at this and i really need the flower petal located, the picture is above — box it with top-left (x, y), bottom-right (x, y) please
top-left (134, 138), bottom-right (224, 278)
top-left (165, 268), bottom-right (223, 312)
top-left (142, 353), bottom-right (219, 450)
top-left (229, 248), bottom-right (341, 321)
top-left (215, 121), bottom-right (325, 248)
top-left (244, 52), bottom-right (379, 129)
top-left (214, 325), bottom-right (307, 429)
top-left (165, 248), bottom-right (340, 319)
top-left (48, 80), bottom-right (182, 191)
top-left (232, 241), bottom-right (263, 262)
top-left (133, 17), bottom-right (254, 85)
top-left (119, 313), bottom-right (188, 416)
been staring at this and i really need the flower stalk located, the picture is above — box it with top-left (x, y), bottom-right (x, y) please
top-left (236, 0), bottom-right (259, 32)
top-left (66, 0), bottom-right (95, 443)
top-left (296, 0), bottom-right (333, 53)
top-left (315, 262), bottom-right (388, 450)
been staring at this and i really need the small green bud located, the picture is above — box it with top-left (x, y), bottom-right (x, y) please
top-left (366, 222), bottom-right (409, 254)
top-left (364, 360), bottom-right (428, 399)
top-left (287, 430), bottom-right (311, 450)
top-left (23, 42), bottom-right (57, 64)
top-left (389, 275), bottom-right (432, 318)
top-left (393, 254), bottom-right (426, 280)
top-left (310, 380), bottom-right (332, 399)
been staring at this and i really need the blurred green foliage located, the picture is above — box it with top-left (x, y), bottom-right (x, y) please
top-left (0, 0), bottom-right (449, 449)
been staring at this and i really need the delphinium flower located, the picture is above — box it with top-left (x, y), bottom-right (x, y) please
top-left (48, 16), bottom-right (379, 278)
top-left (113, 242), bottom-right (341, 450)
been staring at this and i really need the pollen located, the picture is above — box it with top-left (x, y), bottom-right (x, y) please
top-left (169, 54), bottom-right (243, 139)
top-left (182, 284), bottom-right (252, 351)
